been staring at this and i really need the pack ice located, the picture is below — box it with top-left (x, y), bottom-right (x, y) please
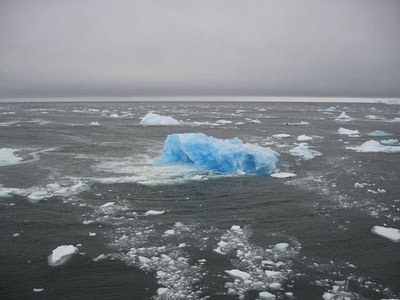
top-left (158, 133), bottom-right (279, 175)
top-left (140, 112), bottom-right (180, 125)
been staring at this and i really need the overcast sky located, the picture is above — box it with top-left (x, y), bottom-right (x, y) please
top-left (1, 0), bottom-right (399, 99)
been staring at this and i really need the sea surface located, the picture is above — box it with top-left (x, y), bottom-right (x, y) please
top-left (0, 101), bottom-right (399, 300)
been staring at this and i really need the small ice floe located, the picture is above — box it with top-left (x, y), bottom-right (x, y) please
top-left (144, 210), bottom-right (165, 216)
top-left (48, 245), bottom-right (79, 266)
top-left (13, 233), bottom-right (21, 237)
top-left (215, 119), bottom-right (233, 125)
top-left (366, 114), bottom-right (382, 120)
top-left (89, 121), bottom-right (100, 126)
top-left (89, 232), bottom-right (97, 236)
top-left (33, 288), bottom-right (44, 292)
top-left (259, 291), bottom-right (276, 299)
top-left (286, 121), bottom-right (309, 125)
top-left (346, 140), bottom-right (400, 153)
top-left (270, 172), bottom-right (296, 178)
top-left (28, 190), bottom-right (49, 203)
top-left (46, 183), bottom-right (60, 191)
top-left (272, 243), bottom-right (289, 252)
top-left (390, 117), bottom-right (400, 122)
top-left (272, 134), bottom-right (291, 139)
top-left (157, 287), bottom-right (168, 296)
top-left (371, 226), bottom-right (400, 242)
top-left (368, 130), bottom-right (392, 136)
top-left (380, 139), bottom-right (398, 145)
top-left (335, 112), bottom-right (352, 121)
top-left (94, 176), bottom-right (139, 184)
top-left (163, 229), bottom-right (176, 236)
top-left (100, 202), bottom-right (115, 208)
top-left (225, 269), bottom-right (251, 281)
top-left (93, 254), bottom-right (108, 262)
top-left (337, 127), bottom-right (360, 136)
top-left (109, 113), bottom-right (120, 118)
top-left (290, 143), bottom-right (320, 160)
top-left (250, 119), bottom-right (261, 124)
top-left (0, 148), bottom-right (23, 166)
top-left (140, 112), bottom-right (180, 125)
top-left (325, 106), bottom-right (337, 112)
top-left (322, 292), bottom-right (335, 300)
top-left (296, 135), bottom-right (313, 142)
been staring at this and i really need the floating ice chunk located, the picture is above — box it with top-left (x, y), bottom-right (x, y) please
top-left (93, 254), bottom-right (108, 262)
top-left (100, 202), bottom-right (115, 208)
top-left (250, 119), bottom-right (261, 124)
top-left (273, 243), bottom-right (289, 252)
top-left (140, 112), bottom-right (180, 126)
top-left (269, 282), bottom-right (282, 290)
top-left (157, 287), bottom-right (168, 296)
top-left (325, 106), bottom-right (337, 112)
top-left (0, 187), bottom-right (18, 198)
top-left (109, 113), bottom-right (119, 118)
top-left (0, 148), bottom-right (23, 166)
top-left (90, 121), bottom-right (100, 126)
top-left (138, 256), bottom-right (151, 264)
top-left (290, 143), bottom-right (319, 160)
top-left (368, 130), bottom-right (392, 136)
top-left (296, 135), bottom-right (313, 142)
top-left (337, 128), bottom-right (360, 135)
top-left (46, 183), bottom-right (60, 191)
top-left (259, 291), bottom-right (276, 299)
top-left (322, 292), bottom-right (335, 300)
top-left (390, 117), bottom-right (400, 123)
top-left (371, 226), bottom-right (400, 242)
top-left (347, 140), bottom-right (400, 153)
top-left (163, 229), bottom-right (176, 236)
top-left (366, 114), bottom-right (381, 120)
top-left (144, 210), bottom-right (165, 216)
top-left (158, 133), bottom-right (279, 175)
top-left (48, 245), bottom-right (79, 266)
top-left (265, 270), bottom-right (281, 277)
top-left (215, 119), bottom-right (233, 125)
top-left (28, 190), bottom-right (48, 203)
top-left (94, 176), bottom-right (139, 184)
top-left (380, 139), bottom-right (398, 145)
top-left (13, 233), bottom-right (21, 237)
top-left (287, 121), bottom-right (309, 125)
top-left (225, 269), bottom-right (251, 281)
top-left (272, 134), bottom-right (291, 138)
top-left (335, 112), bottom-right (352, 121)
top-left (270, 172), bottom-right (296, 178)
top-left (33, 288), bottom-right (44, 292)
top-left (89, 232), bottom-right (96, 236)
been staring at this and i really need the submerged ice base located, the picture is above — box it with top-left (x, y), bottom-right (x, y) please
top-left (157, 133), bottom-right (279, 175)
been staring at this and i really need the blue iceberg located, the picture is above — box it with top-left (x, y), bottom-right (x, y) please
top-left (368, 130), bottom-right (392, 137)
top-left (157, 133), bottom-right (279, 175)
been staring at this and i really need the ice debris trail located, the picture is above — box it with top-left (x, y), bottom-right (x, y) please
top-left (157, 133), bottom-right (279, 175)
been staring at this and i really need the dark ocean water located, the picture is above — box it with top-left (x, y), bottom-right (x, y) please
top-left (0, 101), bottom-right (399, 300)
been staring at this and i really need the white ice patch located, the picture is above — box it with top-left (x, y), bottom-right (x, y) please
top-left (140, 112), bottom-right (181, 126)
top-left (346, 140), bottom-right (400, 153)
top-left (380, 139), bottom-right (398, 145)
top-left (90, 121), bottom-right (100, 126)
top-left (270, 172), bottom-right (297, 178)
top-left (371, 226), bottom-right (400, 242)
top-left (287, 121), bottom-right (309, 125)
top-left (48, 245), bottom-right (79, 266)
top-left (215, 119), bottom-right (233, 125)
top-left (272, 134), bottom-right (291, 139)
top-left (290, 143), bottom-right (320, 160)
top-left (0, 148), bottom-right (23, 166)
top-left (144, 210), bottom-right (165, 216)
top-left (337, 128), bottom-right (360, 136)
top-left (366, 114), bottom-right (382, 120)
top-left (296, 135), bottom-right (313, 142)
top-left (335, 112), bottom-right (352, 121)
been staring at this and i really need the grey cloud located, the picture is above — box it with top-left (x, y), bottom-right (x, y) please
top-left (0, 0), bottom-right (399, 98)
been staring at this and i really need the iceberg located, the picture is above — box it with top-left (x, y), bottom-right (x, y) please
top-left (337, 128), bottom-right (360, 136)
top-left (335, 112), bottom-right (351, 121)
top-left (140, 112), bottom-right (180, 126)
top-left (48, 245), bottom-right (79, 266)
top-left (157, 133), bottom-right (279, 175)
top-left (380, 139), bottom-right (398, 145)
top-left (368, 130), bottom-right (392, 136)
top-left (0, 148), bottom-right (23, 166)
top-left (346, 140), bottom-right (400, 153)
top-left (371, 226), bottom-right (400, 242)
